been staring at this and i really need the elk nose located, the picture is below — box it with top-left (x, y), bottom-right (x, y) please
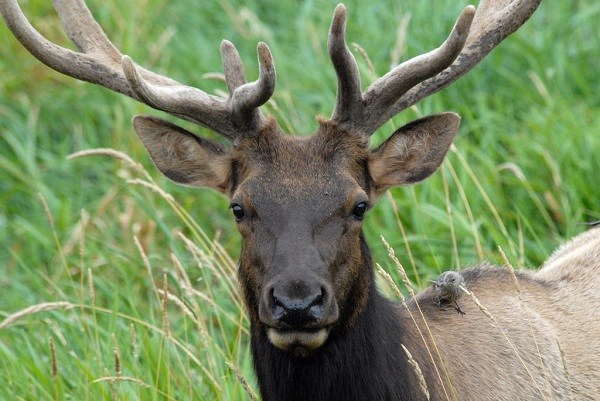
top-left (271, 287), bottom-right (325, 328)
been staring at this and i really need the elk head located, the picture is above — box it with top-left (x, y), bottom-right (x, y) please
top-left (1, 0), bottom-right (541, 356)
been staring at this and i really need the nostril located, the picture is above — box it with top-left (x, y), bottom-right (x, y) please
top-left (269, 284), bottom-right (328, 327)
top-left (308, 288), bottom-right (325, 320)
top-left (310, 293), bottom-right (323, 307)
top-left (270, 288), bottom-right (286, 321)
top-left (271, 287), bottom-right (281, 306)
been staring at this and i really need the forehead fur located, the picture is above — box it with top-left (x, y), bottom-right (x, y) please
top-left (232, 119), bottom-right (370, 190)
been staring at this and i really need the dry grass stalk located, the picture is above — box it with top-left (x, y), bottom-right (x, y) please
top-left (441, 168), bottom-right (460, 268)
top-left (161, 272), bottom-right (171, 340)
top-left (38, 193), bottom-right (69, 274)
top-left (498, 247), bottom-right (519, 289)
top-left (170, 254), bottom-right (214, 351)
top-left (450, 146), bottom-right (518, 256)
top-left (44, 318), bottom-right (68, 347)
top-left (133, 235), bottom-right (160, 303)
top-left (402, 344), bottom-right (430, 400)
top-left (351, 42), bottom-right (376, 80)
top-left (177, 230), bottom-right (237, 277)
top-left (380, 236), bottom-right (456, 401)
top-left (126, 178), bottom-right (175, 202)
top-left (112, 334), bottom-right (121, 377)
top-left (63, 208), bottom-right (90, 256)
top-left (227, 362), bottom-right (259, 401)
top-left (104, 366), bottom-right (118, 401)
top-left (384, 192), bottom-right (421, 287)
top-left (157, 289), bottom-right (195, 320)
top-left (499, 246), bottom-right (553, 394)
top-left (129, 323), bottom-right (140, 361)
top-left (517, 219), bottom-right (526, 268)
top-left (92, 376), bottom-right (151, 388)
top-left (78, 211), bottom-right (89, 302)
top-left (49, 337), bottom-right (58, 379)
top-left (68, 148), bottom-right (151, 180)
top-left (390, 12), bottom-right (412, 67)
top-left (88, 268), bottom-right (96, 306)
top-left (444, 160), bottom-right (484, 260)
top-left (171, 253), bottom-right (194, 299)
top-left (460, 286), bottom-right (495, 325)
top-left (375, 263), bottom-right (404, 300)
top-left (459, 285), bottom-right (549, 400)
top-left (38, 192), bottom-right (55, 229)
top-left (0, 302), bottom-right (75, 329)
top-left (113, 158), bottom-right (237, 279)
top-left (380, 236), bottom-right (415, 296)
top-left (556, 339), bottom-right (575, 401)
top-left (267, 95), bottom-right (296, 134)
top-left (178, 232), bottom-right (243, 311)
top-left (202, 72), bottom-right (226, 82)
top-left (189, 287), bottom-right (219, 309)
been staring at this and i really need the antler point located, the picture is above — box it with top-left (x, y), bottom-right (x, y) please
top-left (257, 42), bottom-right (273, 66)
top-left (455, 5), bottom-right (476, 37)
top-left (221, 39), bottom-right (236, 51)
top-left (331, 4), bottom-right (347, 35)
top-left (121, 55), bottom-right (136, 75)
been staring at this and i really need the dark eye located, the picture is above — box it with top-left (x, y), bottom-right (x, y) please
top-left (352, 202), bottom-right (368, 219)
top-left (231, 204), bottom-right (245, 221)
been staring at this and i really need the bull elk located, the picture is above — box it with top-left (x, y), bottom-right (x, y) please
top-left (2, 0), bottom-right (599, 400)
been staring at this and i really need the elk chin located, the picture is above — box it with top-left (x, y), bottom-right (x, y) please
top-left (267, 327), bottom-right (330, 357)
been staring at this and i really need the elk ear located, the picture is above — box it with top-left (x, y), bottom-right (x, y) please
top-left (368, 113), bottom-right (460, 194)
top-left (133, 116), bottom-right (232, 193)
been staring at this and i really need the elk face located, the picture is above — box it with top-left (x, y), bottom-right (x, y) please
top-left (132, 112), bottom-right (460, 356)
top-left (231, 124), bottom-right (371, 356)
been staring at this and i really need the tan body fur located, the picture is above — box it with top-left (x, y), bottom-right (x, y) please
top-left (409, 227), bottom-right (600, 400)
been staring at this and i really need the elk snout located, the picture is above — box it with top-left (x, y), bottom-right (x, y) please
top-left (260, 277), bottom-right (339, 354)
top-left (271, 285), bottom-right (325, 327)
top-left (262, 278), bottom-right (338, 329)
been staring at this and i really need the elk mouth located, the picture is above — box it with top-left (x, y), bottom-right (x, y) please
top-left (267, 327), bottom-right (330, 357)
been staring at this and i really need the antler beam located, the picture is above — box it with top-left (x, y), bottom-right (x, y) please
top-left (328, 0), bottom-right (542, 138)
top-left (0, 0), bottom-right (276, 140)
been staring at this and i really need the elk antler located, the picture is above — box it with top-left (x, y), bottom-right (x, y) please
top-left (0, 0), bottom-right (275, 141)
top-left (328, 0), bottom-right (542, 138)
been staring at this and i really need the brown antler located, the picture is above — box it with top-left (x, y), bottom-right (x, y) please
top-left (328, 0), bottom-right (542, 138)
top-left (0, 0), bottom-right (275, 140)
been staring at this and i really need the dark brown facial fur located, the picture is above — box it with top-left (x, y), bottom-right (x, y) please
top-left (231, 122), bottom-right (373, 354)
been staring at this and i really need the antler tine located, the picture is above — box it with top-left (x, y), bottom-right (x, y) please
top-left (390, 0), bottom-right (542, 118)
top-left (328, 0), bottom-right (542, 138)
top-left (0, 0), bottom-right (276, 141)
top-left (360, 6), bottom-right (474, 132)
top-left (123, 42), bottom-right (276, 140)
top-left (328, 5), bottom-right (474, 137)
top-left (328, 4), bottom-right (362, 126)
top-left (230, 43), bottom-right (276, 114)
top-left (53, 0), bottom-right (120, 61)
top-left (221, 40), bottom-right (247, 95)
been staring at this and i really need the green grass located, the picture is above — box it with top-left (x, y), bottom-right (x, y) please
top-left (0, 0), bottom-right (599, 399)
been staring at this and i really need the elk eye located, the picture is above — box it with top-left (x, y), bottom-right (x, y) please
top-left (231, 204), bottom-right (245, 221)
top-left (352, 202), bottom-right (368, 219)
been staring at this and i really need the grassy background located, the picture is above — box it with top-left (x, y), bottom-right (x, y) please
top-left (0, 0), bottom-right (598, 399)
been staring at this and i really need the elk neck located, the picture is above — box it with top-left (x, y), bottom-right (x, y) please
top-left (248, 233), bottom-right (433, 401)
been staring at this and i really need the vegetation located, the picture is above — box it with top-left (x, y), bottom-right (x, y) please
top-left (0, 0), bottom-right (598, 399)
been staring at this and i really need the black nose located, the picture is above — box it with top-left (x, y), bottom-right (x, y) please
top-left (271, 287), bottom-right (325, 328)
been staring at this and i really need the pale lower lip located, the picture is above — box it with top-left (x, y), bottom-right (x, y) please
top-left (267, 327), bottom-right (330, 351)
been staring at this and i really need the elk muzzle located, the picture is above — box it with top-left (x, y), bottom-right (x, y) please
top-left (260, 276), bottom-right (339, 356)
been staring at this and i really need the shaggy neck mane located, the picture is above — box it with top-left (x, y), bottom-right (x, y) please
top-left (249, 235), bottom-right (431, 401)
